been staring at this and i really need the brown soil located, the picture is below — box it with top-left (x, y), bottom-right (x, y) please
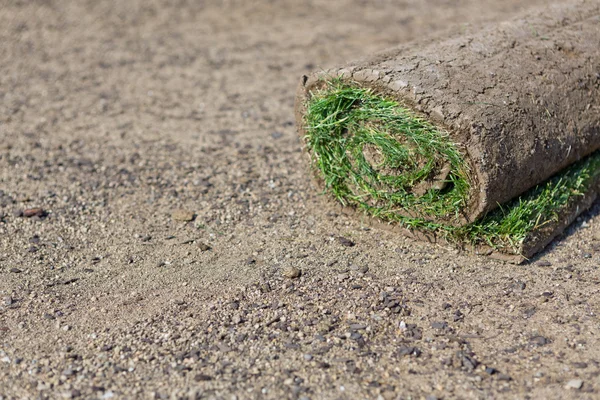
top-left (2, 1), bottom-right (600, 399)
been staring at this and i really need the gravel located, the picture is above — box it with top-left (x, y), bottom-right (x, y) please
top-left (0, 0), bottom-right (596, 399)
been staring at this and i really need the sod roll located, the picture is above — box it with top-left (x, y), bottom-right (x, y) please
top-left (295, 1), bottom-right (600, 261)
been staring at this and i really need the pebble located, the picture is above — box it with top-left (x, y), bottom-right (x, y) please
top-left (565, 379), bottom-right (583, 390)
top-left (530, 336), bottom-right (550, 346)
top-left (431, 321), bottom-right (448, 329)
top-left (497, 374), bottom-right (512, 381)
top-left (23, 207), bottom-right (45, 218)
top-left (536, 260), bottom-right (552, 267)
top-left (194, 374), bottom-right (213, 381)
top-left (337, 237), bottom-right (355, 247)
top-left (349, 264), bottom-right (368, 273)
top-left (397, 346), bottom-right (421, 357)
top-left (2, 296), bottom-right (13, 306)
top-left (336, 273), bottom-right (349, 281)
top-left (316, 322), bottom-right (332, 334)
top-left (9, 268), bottom-right (22, 273)
top-left (282, 266), bottom-right (301, 279)
top-left (198, 242), bottom-right (212, 251)
top-left (172, 209), bottom-right (195, 222)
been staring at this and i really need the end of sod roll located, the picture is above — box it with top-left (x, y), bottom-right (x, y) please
top-left (299, 78), bottom-right (600, 261)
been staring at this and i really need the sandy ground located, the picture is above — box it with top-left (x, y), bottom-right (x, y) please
top-left (1, 0), bottom-right (599, 399)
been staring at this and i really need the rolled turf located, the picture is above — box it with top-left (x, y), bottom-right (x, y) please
top-left (295, 0), bottom-right (600, 262)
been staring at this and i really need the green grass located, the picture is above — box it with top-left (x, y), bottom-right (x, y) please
top-left (305, 79), bottom-right (471, 222)
top-left (304, 79), bottom-right (600, 253)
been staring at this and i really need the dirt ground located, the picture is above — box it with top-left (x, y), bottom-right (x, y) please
top-left (1, 1), bottom-right (599, 399)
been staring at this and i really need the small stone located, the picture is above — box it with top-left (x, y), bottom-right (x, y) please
top-left (260, 282), bottom-right (271, 293)
top-left (282, 266), bottom-right (301, 279)
top-left (453, 310), bottom-right (464, 322)
top-left (172, 209), bottom-right (195, 222)
top-left (2, 296), bottom-right (13, 306)
top-left (23, 208), bottom-right (45, 218)
top-left (303, 354), bottom-right (313, 361)
top-left (530, 336), bottom-right (551, 346)
top-left (431, 321), bottom-right (448, 329)
top-left (380, 391), bottom-right (396, 400)
top-left (194, 374), bottom-right (213, 382)
top-left (316, 322), bottom-right (332, 334)
top-left (457, 351), bottom-right (478, 371)
top-left (336, 273), bottom-right (349, 281)
top-left (198, 242), bottom-right (211, 251)
top-left (565, 379), bottom-right (583, 390)
top-left (337, 237), bottom-right (355, 247)
top-left (572, 362), bottom-right (588, 369)
top-left (398, 346), bottom-right (421, 357)
top-left (62, 325), bottom-right (71, 331)
top-left (61, 390), bottom-right (78, 399)
top-left (9, 268), bottom-right (22, 273)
